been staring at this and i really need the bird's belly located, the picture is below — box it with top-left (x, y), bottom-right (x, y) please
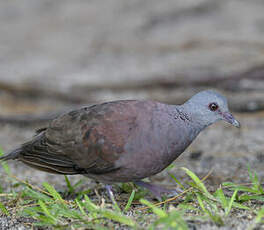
top-left (84, 144), bottom-right (188, 183)
top-left (84, 163), bottom-right (165, 183)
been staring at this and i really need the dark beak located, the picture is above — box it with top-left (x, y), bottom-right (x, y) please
top-left (223, 112), bottom-right (240, 128)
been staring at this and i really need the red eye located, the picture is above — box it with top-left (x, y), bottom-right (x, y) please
top-left (209, 103), bottom-right (218, 111)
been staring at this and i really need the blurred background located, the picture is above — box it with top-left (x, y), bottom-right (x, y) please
top-left (0, 0), bottom-right (264, 189)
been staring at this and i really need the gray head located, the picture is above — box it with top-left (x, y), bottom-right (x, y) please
top-left (183, 90), bottom-right (240, 128)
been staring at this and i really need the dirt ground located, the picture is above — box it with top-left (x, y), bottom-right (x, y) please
top-left (0, 0), bottom-right (264, 229)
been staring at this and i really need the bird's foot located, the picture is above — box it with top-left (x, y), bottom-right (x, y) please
top-left (105, 184), bottom-right (116, 203)
top-left (105, 185), bottom-right (121, 210)
top-left (134, 181), bottom-right (182, 201)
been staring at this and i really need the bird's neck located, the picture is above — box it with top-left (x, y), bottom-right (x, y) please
top-left (161, 104), bottom-right (206, 162)
top-left (176, 104), bottom-right (208, 133)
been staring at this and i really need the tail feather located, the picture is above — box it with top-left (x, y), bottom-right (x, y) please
top-left (0, 133), bottom-right (85, 175)
top-left (0, 148), bottom-right (21, 161)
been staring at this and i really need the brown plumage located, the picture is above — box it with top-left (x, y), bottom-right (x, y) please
top-left (10, 101), bottom-right (141, 177)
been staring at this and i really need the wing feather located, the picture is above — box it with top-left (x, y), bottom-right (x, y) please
top-left (2, 101), bottom-right (139, 176)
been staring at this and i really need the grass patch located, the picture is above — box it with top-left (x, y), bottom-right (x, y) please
top-left (0, 148), bottom-right (263, 229)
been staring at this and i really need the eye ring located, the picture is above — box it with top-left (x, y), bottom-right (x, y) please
top-left (209, 103), bottom-right (218, 111)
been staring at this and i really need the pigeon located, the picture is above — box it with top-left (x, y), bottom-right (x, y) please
top-left (0, 90), bottom-right (240, 199)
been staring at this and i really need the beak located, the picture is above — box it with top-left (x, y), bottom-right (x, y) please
top-left (222, 112), bottom-right (240, 128)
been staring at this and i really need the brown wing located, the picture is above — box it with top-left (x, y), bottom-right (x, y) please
top-left (16, 101), bottom-right (139, 175)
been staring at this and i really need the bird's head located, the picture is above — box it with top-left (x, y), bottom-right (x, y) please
top-left (184, 90), bottom-right (240, 128)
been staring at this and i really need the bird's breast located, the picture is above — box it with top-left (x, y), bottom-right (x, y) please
top-left (116, 115), bottom-right (196, 179)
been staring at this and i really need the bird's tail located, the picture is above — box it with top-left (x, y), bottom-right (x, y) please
top-left (0, 148), bottom-right (21, 161)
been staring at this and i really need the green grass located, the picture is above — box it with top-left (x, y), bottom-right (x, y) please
top-left (0, 149), bottom-right (263, 229)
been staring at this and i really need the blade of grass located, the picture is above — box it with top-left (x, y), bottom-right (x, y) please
top-left (249, 206), bottom-right (264, 230)
top-left (225, 189), bottom-right (238, 216)
top-left (178, 203), bottom-right (200, 212)
top-left (196, 193), bottom-right (207, 214)
top-left (168, 173), bottom-right (185, 189)
top-left (42, 182), bottom-right (65, 206)
top-left (75, 199), bottom-right (87, 216)
top-left (100, 209), bottom-right (136, 227)
top-left (197, 193), bottom-right (224, 226)
top-left (124, 190), bottom-right (135, 212)
top-left (181, 167), bottom-right (215, 200)
top-left (21, 187), bottom-right (52, 202)
top-left (0, 201), bottom-right (10, 216)
top-left (215, 188), bottom-right (228, 210)
top-left (10, 174), bottom-right (51, 197)
top-left (223, 182), bottom-right (258, 193)
top-left (154, 209), bottom-right (188, 230)
top-left (140, 199), bottom-right (167, 218)
top-left (64, 176), bottom-right (74, 194)
top-left (239, 194), bottom-right (264, 202)
top-left (0, 150), bottom-right (10, 175)
top-left (38, 200), bottom-right (57, 225)
top-left (248, 165), bottom-right (263, 193)
top-left (255, 206), bottom-right (264, 223)
top-left (73, 179), bottom-right (84, 190)
top-left (83, 195), bottom-right (99, 212)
